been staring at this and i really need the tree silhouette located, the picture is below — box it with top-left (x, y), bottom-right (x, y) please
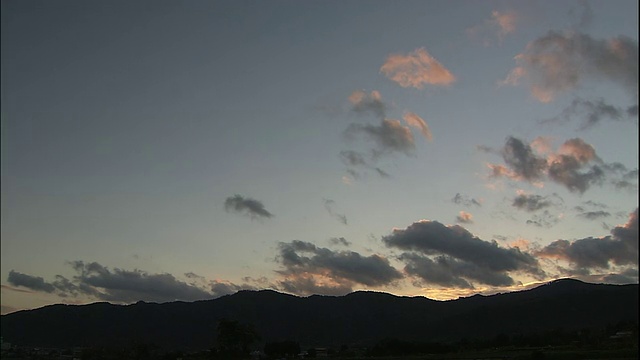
top-left (216, 319), bottom-right (260, 358)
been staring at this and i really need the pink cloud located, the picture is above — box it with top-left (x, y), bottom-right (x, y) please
top-left (380, 48), bottom-right (455, 89)
top-left (402, 112), bottom-right (432, 140)
top-left (456, 211), bottom-right (474, 224)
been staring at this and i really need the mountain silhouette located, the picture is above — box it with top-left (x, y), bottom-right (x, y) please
top-left (1, 279), bottom-right (637, 350)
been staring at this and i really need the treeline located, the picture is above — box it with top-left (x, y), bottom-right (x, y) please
top-left (4, 320), bottom-right (636, 360)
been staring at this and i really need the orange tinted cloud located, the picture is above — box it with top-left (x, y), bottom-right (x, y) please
top-left (502, 32), bottom-right (638, 102)
top-left (467, 9), bottom-right (518, 45)
top-left (456, 211), bottom-right (473, 224)
top-left (380, 48), bottom-right (455, 89)
top-left (492, 10), bottom-right (517, 37)
top-left (402, 112), bottom-right (432, 140)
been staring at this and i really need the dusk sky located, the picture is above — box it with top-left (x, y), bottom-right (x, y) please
top-left (1, 0), bottom-right (638, 315)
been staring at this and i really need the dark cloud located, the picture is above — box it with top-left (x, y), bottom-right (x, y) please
top-left (501, 137), bottom-right (547, 181)
top-left (8, 261), bottom-right (222, 303)
top-left (339, 150), bottom-right (367, 167)
top-left (577, 210), bottom-right (611, 220)
top-left (400, 253), bottom-right (517, 288)
top-left (7, 271), bottom-right (55, 293)
top-left (68, 261), bottom-right (214, 303)
top-left (504, 31), bottom-right (638, 102)
top-left (452, 193), bottom-right (482, 207)
top-left (525, 210), bottom-right (561, 228)
top-left (489, 136), bottom-right (628, 193)
top-left (382, 220), bottom-right (544, 287)
top-left (323, 198), bottom-right (348, 225)
top-left (613, 168), bottom-right (639, 191)
top-left (277, 240), bottom-right (402, 287)
top-left (547, 155), bottom-right (604, 193)
top-left (224, 195), bottom-right (273, 219)
top-left (329, 237), bottom-right (351, 247)
top-left (346, 119), bottom-right (415, 156)
top-left (339, 151), bottom-right (390, 180)
top-left (543, 98), bottom-right (633, 130)
top-left (537, 209), bottom-right (638, 270)
top-left (277, 274), bottom-right (353, 297)
top-left (512, 193), bottom-right (552, 212)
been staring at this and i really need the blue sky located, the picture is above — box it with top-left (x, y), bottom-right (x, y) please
top-left (1, 0), bottom-right (638, 314)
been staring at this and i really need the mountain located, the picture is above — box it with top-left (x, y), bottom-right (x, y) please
top-left (1, 279), bottom-right (637, 350)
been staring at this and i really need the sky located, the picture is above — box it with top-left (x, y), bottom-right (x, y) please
top-left (1, 0), bottom-right (638, 315)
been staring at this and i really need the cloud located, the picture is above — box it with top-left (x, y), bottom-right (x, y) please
top-left (7, 262), bottom-right (227, 303)
top-left (543, 98), bottom-right (634, 130)
top-left (467, 10), bottom-right (518, 45)
top-left (277, 274), bottom-right (353, 297)
top-left (577, 210), bottom-right (611, 220)
top-left (329, 237), bottom-right (351, 247)
top-left (382, 220), bottom-right (544, 288)
top-left (380, 48), bottom-right (455, 89)
top-left (500, 136), bottom-right (548, 181)
top-left (323, 198), bottom-right (348, 225)
top-left (488, 136), bottom-right (626, 193)
top-left (276, 240), bottom-right (403, 288)
top-left (525, 210), bottom-right (562, 228)
top-left (341, 90), bottom-right (432, 179)
top-left (512, 192), bottom-right (553, 212)
top-left (537, 208), bottom-right (638, 270)
top-left (346, 119), bottom-right (415, 156)
top-left (502, 31), bottom-right (638, 102)
top-left (224, 195), bottom-right (274, 219)
top-left (349, 90), bottom-right (386, 120)
top-left (7, 270), bottom-right (56, 293)
top-left (400, 253), bottom-right (518, 288)
top-left (402, 112), bottom-right (433, 140)
top-left (339, 150), bottom-right (389, 180)
top-left (452, 193), bottom-right (482, 207)
top-left (456, 211), bottom-right (474, 224)
top-left (67, 261), bottom-right (214, 303)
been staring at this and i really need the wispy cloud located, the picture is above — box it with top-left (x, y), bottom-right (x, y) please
top-left (349, 90), bottom-right (386, 120)
top-left (577, 210), bottom-right (611, 220)
top-left (224, 194), bottom-right (274, 220)
top-left (512, 191), bottom-right (561, 212)
top-left (329, 237), bottom-right (351, 247)
top-left (346, 119), bottom-right (415, 156)
top-left (542, 97), bottom-right (635, 130)
top-left (403, 112), bottom-right (433, 141)
top-left (380, 48), bottom-right (455, 89)
top-left (452, 193), bottom-right (482, 207)
top-left (467, 10), bottom-right (518, 45)
top-left (502, 32), bottom-right (638, 103)
top-left (323, 198), bottom-right (348, 225)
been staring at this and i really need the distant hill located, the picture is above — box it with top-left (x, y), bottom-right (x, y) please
top-left (1, 279), bottom-right (637, 350)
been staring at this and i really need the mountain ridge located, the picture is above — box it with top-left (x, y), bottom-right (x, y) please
top-left (1, 279), bottom-right (637, 350)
